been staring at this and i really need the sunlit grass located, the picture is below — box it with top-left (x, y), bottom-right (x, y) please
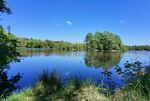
top-left (112, 71), bottom-right (150, 101)
top-left (2, 89), bottom-right (33, 101)
top-left (2, 65), bottom-right (150, 101)
top-left (32, 69), bottom-right (62, 96)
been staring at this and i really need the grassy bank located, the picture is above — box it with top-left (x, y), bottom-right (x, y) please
top-left (2, 70), bottom-right (108, 101)
top-left (2, 65), bottom-right (150, 101)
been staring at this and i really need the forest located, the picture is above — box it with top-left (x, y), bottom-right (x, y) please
top-left (2, 31), bottom-right (84, 51)
top-left (2, 27), bottom-right (150, 51)
top-left (127, 45), bottom-right (150, 51)
top-left (2, 28), bottom-right (124, 51)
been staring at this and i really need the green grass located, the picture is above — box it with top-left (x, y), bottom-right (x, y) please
top-left (32, 70), bottom-right (62, 96)
top-left (2, 71), bottom-right (108, 101)
top-left (112, 71), bottom-right (150, 101)
top-left (2, 66), bottom-right (150, 101)
top-left (2, 89), bottom-right (33, 101)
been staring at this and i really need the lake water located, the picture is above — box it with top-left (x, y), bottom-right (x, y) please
top-left (7, 49), bottom-right (150, 90)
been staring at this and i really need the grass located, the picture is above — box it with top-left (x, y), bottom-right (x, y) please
top-left (2, 71), bottom-right (108, 101)
top-left (32, 70), bottom-right (62, 96)
top-left (2, 65), bottom-right (150, 101)
top-left (1, 89), bottom-right (33, 101)
top-left (112, 72), bottom-right (150, 101)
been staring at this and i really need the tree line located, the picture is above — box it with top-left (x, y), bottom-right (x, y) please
top-left (3, 32), bottom-right (85, 51)
top-left (1, 0), bottom-right (149, 52)
top-left (6, 29), bottom-right (150, 51)
top-left (3, 26), bottom-right (150, 52)
top-left (127, 45), bottom-right (150, 51)
top-left (4, 31), bottom-right (124, 51)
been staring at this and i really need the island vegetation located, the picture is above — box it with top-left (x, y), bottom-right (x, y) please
top-left (85, 32), bottom-right (123, 51)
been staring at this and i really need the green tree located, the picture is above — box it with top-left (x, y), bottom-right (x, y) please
top-left (7, 25), bottom-right (11, 34)
top-left (85, 31), bottom-right (123, 51)
top-left (85, 33), bottom-right (93, 50)
top-left (0, 0), bottom-right (21, 97)
top-left (0, 0), bottom-right (11, 14)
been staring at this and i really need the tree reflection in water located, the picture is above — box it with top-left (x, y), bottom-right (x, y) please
top-left (17, 48), bottom-right (74, 57)
top-left (84, 51), bottom-right (122, 68)
top-left (84, 51), bottom-right (150, 92)
top-left (84, 51), bottom-right (122, 91)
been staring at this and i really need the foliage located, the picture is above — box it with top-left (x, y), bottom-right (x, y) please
top-left (1, 30), bottom-right (126, 51)
top-left (112, 73), bottom-right (150, 101)
top-left (13, 36), bottom-right (85, 50)
top-left (0, 0), bottom-right (11, 14)
top-left (127, 45), bottom-right (150, 51)
top-left (0, 1), bottom-right (21, 98)
top-left (2, 73), bottom-right (108, 101)
top-left (85, 31), bottom-right (123, 51)
top-left (2, 89), bottom-right (33, 101)
top-left (0, 26), bottom-right (22, 98)
top-left (2, 64), bottom-right (150, 101)
top-left (112, 62), bottom-right (150, 101)
top-left (0, 27), bottom-right (19, 68)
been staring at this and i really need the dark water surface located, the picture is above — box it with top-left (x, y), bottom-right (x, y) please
top-left (8, 49), bottom-right (150, 90)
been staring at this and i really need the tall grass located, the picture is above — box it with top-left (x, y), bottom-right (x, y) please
top-left (2, 65), bottom-right (150, 101)
top-left (112, 66), bottom-right (150, 101)
top-left (32, 69), bottom-right (62, 96)
top-left (59, 77), bottom-right (108, 101)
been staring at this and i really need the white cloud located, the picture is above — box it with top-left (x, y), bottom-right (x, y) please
top-left (120, 19), bottom-right (126, 24)
top-left (65, 21), bottom-right (73, 26)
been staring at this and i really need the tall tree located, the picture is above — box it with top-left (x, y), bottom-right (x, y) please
top-left (0, 0), bottom-right (21, 97)
top-left (7, 25), bottom-right (11, 34)
top-left (0, 0), bottom-right (11, 14)
top-left (85, 33), bottom-right (93, 50)
top-left (85, 31), bottom-right (123, 51)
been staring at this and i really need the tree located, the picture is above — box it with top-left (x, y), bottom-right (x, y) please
top-left (85, 31), bottom-right (123, 51)
top-left (0, 0), bottom-right (11, 14)
top-left (85, 33), bottom-right (93, 50)
top-left (94, 32), bottom-right (103, 51)
top-left (0, 0), bottom-right (21, 97)
top-left (7, 25), bottom-right (11, 34)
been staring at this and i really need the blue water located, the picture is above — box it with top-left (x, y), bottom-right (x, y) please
top-left (7, 49), bottom-right (150, 89)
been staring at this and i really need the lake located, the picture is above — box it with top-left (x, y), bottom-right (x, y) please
top-left (7, 49), bottom-right (150, 90)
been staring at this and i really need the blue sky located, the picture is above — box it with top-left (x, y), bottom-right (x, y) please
top-left (1, 0), bottom-right (150, 45)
